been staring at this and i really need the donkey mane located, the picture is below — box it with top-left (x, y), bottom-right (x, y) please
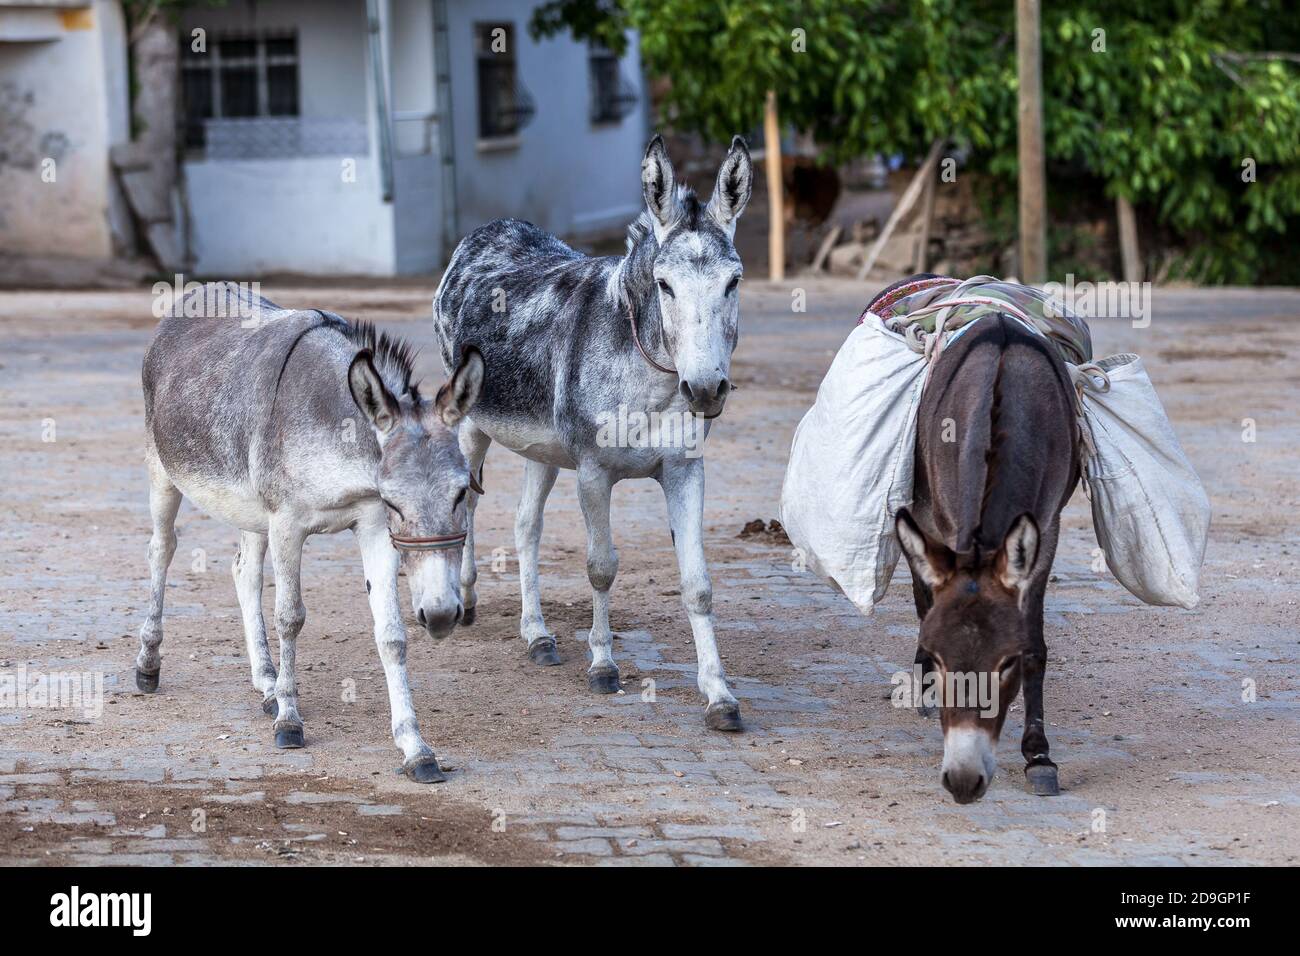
top-left (622, 184), bottom-right (703, 253)
top-left (336, 318), bottom-right (422, 401)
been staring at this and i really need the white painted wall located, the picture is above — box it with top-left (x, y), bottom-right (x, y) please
top-left (180, 0), bottom-right (396, 276)
top-left (443, 0), bottom-right (647, 240)
top-left (185, 157), bottom-right (395, 275)
top-left (0, 0), bottom-right (130, 259)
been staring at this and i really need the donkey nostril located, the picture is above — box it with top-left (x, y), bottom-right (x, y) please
top-left (715, 377), bottom-right (731, 401)
top-left (679, 380), bottom-right (694, 403)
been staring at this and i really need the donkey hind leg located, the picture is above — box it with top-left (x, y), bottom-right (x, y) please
top-left (516, 459), bottom-right (561, 665)
top-left (1021, 578), bottom-right (1058, 796)
top-left (232, 531), bottom-right (278, 717)
top-left (358, 523), bottom-right (443, 782)
top-left (660, 458), bottom-right (741, 732)
top-left (135, 456), bottom-right (182, 692)
top-left (577, 466), bottom-right (620, 694)
top-left (457, 420), bottom-right (491, 625)
top-left (267, 520), bottom-right (308, 749)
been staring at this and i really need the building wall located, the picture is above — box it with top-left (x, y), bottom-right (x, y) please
top-left (0, 0), bottom-right (130, 259)
top-left (443, 0), bottom-right (647, 241)
top-left (180, 0), bottom-right (396, 276)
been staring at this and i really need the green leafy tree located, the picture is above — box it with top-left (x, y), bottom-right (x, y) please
top-left (532, 0), bottom-right (1300, 283)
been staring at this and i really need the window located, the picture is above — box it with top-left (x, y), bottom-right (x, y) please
top-left (181, 33), bottom-right (300, 150)
top-left (589, 45), bottom-right (637, 125)
top-left (474, 22), bottom-right (534, 141)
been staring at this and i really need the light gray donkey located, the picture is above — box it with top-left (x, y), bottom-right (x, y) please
top-left (433, 135), bottom-right (753, 731)
top-left (137, 284), bottom-right (484, 782)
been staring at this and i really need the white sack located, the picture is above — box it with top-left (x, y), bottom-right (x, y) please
top-left (779, 318), bottom-right (925, 614)
top-left (1079, 354), bottom-right (1210, 608)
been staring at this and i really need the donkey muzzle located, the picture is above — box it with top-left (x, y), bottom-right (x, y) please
top-left (679, 375), bottom-right (731, 418)
top-left (941, 726), bottom-right (997, 804)
top-left (417, 603), bottom-right (463, 638)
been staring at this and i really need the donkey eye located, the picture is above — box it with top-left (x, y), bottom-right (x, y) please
top-left (656, 278), bottom-right (675, 298)
top-left (381, 497), bottom-right (405, 521)
top-left (725, 275), bottom-right (740, 295)
top-left (453, 487), bottom-right (467, 509)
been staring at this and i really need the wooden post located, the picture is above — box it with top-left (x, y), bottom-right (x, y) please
top-left (916, 164), bottom-right (938, 273)
top-left (1016, 0), bottom-right (1047, 284)
top-left (764, 89), bottom-right (784, 281)
top-left (1116, 195), bottom-right (1142, 283)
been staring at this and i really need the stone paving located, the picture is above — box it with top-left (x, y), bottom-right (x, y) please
top-left (2, 284), bottom-right (1299, 865)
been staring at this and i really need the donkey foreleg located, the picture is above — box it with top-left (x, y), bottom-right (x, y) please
top-left (357, 524), bottom-right (443, 783)
top-left (267, 519), bottom-right (307, 749)
top-left (1020, 580), bottom-right (1059, 796)
top-left (516, 459), bottom-right (561, 665)
top-left (660, 458), bottom-right (742, 731)
top-left (577, 466), bottom-right (620, 693)
top-left (457, 421), bottom-right (492, 625)
top-left (135, 456), bottom-right (181, 693)
top-left (232, 530), bottom-right (277, 714)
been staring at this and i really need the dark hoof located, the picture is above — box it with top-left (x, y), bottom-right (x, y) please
top-left (402, 755), bottom-right (447, 784)
top-left (587, 665), bottom-right (621, 695)
top-left (274, 725), bottom-right (305, 749)
top-left (527, 637), bottom-right (561, 666)
top-left (261, 696), bottom-right (278, 719)
top-left (1025, 763), bottom-right (1060, 797)
top-left (705, 701), bottom-right (743, 732)
top-left (461, 605), bottom-right (477, 627)
top-left (135, 669), bottom-right (160, 693)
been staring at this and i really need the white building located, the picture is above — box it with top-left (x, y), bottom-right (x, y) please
top-left (0, 1), bottom-right (133, 261)
top-left (0, 0), bottom-right (649, 277)
top-left (179, 0), bottom-right (648, 276)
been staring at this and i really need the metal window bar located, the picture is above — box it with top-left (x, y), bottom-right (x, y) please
top-left (475, 23), bottom-right (534, 139)
top-left (589, 52), bottom-right (637, 125)
top-left (180, 33), bottom-right (299, 152)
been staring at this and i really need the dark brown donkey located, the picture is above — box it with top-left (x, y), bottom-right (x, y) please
top-left (895, 313), bottom-right (1078, 804)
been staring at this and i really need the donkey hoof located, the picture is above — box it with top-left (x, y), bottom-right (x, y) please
top-left (274, 724), bottom-right (305, 749)
top-left (261, 696), bottom-right (279, 719)
top-left (402, 755), bottom-right (447, 784)
top-left (135, 669), bottom-right (160, 693)
top-left (1025, 764), bottom-right (1060, 797)
top-left (527, 637), bottom-right (561, 666)
top-left (460, 605), bottom-right (477, 627)
top-left (587, 665), bottom-right (621, 695)
top-left (704, 701), bottom-right (743, 732)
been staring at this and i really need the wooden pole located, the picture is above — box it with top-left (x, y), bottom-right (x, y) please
top-left (1116, 195), bottom-right (1142, 283)
top-left (764, 89), bottom-right (784, 281)
top-left (1016, 0), bottom-right (1047, 284)
top-left (916, 163), bottom-right (937, 273)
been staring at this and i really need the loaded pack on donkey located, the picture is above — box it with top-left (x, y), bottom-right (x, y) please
top-left (781, 275), bottom-right (1211, 803)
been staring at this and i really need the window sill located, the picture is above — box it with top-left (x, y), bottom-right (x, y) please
top-left (476, 135), bottom-right (522, 153)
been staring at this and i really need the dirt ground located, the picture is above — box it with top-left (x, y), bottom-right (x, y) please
top-left (1, 280), bottom-right (1297, 866)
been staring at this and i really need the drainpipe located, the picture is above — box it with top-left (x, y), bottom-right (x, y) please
top-left (367, 0), bottom-right (394, 202)
top-left (432, 0), bottom-right (458, 262)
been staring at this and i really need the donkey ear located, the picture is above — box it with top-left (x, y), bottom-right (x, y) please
top-left (436, 346), bottom-right (484, 428)
top-left (641, 134), bottom-right (679, 232)
top-left (707, 135), bottom-right (753, 232)
top-left (348, 350), bottom-right (400, 436)
top-left (895, 508), bottom-right (953, 590)
top-left (996, 514), bottom-right (1039, 595)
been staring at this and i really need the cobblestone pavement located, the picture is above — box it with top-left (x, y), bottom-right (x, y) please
top-left (2, 283), bottom-right (1298, 865)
